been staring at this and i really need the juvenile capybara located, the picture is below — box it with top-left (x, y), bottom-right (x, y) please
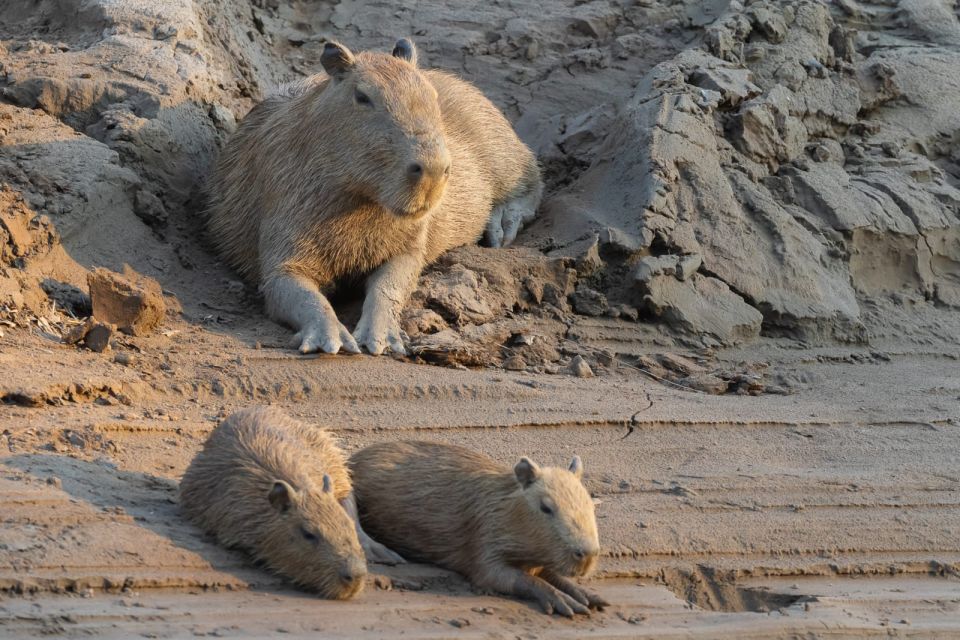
top-left (179, 407), bottom-right (398, 599)
top-left (349, 441), bottom-right (608, 616)
top-left (205, 38), bottom-right (542, 355)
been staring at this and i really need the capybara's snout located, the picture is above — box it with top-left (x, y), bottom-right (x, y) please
top-left (401, 137), bottom-right (450, 215)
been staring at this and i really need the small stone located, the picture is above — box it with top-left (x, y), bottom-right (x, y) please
top-left (88, 267), bottom-right (166, 336)
top-left (62, 316), bottom-right (95, 345)
top-left (571, 286), bottom-right (609, 316)
top-left (133, 190), bottom-right (167, 227)
top-left (471, 607), bottom-right (494, 615)
top-left (209, 103), bottom-right (237, 134)
top-left (83, 321), bottom-right (115, 352)
top-left (576, 235), bottom-right (603, 276)
top-left (633, 255), bottom-right (679, 283)
top-left (597, 350), bottom-right (616, 366)
top-left (113, 352), bottom-right (136, 366)
top-left (681, 372), bottom-right (728, 394)
top-left (448, 618), bottom-right (470, 628)
top-left (676, 254), bottom-right (702, 281)
top-left (502, 355), bottom-right (526, 371)
top-left (569, 355), bottom-right (594, 378)
top-left (881, 141), bottom-right (901, 158)
top-left (46, 476), bottom-right (62, 489)
top-left (616, 304), bottom-right (639, 321)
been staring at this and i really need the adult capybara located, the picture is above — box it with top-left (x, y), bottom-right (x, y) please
top-left (349, 441), bottom-right (608, 616)
top-left (179, 407), bottom-right (397, 599)
top-left (206, 38), bottom-right (542, 355)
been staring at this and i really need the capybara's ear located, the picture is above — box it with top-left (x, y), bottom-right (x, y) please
top-left (269, 480), bottom-right (296, 512)
top-left (321, 473), bottom-right (333, 494)
top-left (568, 455), bottom-right (583, 479)
top-left (322, 41), bottom-right (356, 78)
top-left (514, 457), bottom-right (541, 487)
top-left (392, 38), bottom-right (418, 66)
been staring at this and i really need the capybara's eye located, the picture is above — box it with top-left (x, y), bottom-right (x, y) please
top-left (354, 90), bottom-right (372, 106)
top-left (300, 526), bottom-right (319, 542)
top-left (540, 503), bottom-right (554, 516)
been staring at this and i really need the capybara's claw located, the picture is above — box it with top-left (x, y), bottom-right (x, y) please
top-left (353, 310), bottom-right (406, 356)
top-left (294, 319), bottom-right (358, 355)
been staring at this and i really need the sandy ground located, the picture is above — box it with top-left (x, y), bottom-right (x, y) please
top-left (2, 312), bottom-right (959, 638)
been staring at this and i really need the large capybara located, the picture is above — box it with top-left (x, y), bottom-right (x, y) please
top-left (349, 441), bottom-right (608, 616)
top-left (206, 38), bottom-right (542, 355)
top-left (179, 406), bottom-right (399, 599)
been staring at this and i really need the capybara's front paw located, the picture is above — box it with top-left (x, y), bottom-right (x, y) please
top-left (292, 318), bottom-right (360, 355)
top-left (353, 309), bottom-right (407, 356)
top-left (533, 583), bottom-right (591, 617)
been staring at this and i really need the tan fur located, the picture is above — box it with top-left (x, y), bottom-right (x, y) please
top-left (205, 39), bottom-right (542, 355)
top-left (179, 406), bottom-right (366, 599)
top-left (349, 441), bottom-right (607, 616)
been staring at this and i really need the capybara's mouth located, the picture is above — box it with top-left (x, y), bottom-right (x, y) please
top-left (568, 554), bottom-right (597, 578)
top-left (390, 203), bottom-right (433, 218)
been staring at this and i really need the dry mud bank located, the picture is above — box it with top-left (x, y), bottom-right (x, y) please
top-left (2, 0), bottom-right (960, 637)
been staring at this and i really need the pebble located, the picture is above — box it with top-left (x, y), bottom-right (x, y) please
top-left (569, 355), bottom-right (594, 378)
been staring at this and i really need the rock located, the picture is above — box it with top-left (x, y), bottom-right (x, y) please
top-left (735, 86), bottom-right (807, 167)
top-left (568, 355), bottom-right (594, 378)
top-left (677, 254), bottom-right (702, 281)
top-left (597, 349), bottom-right (616, 366)
top-left (599, 227), bottom-right (645, 254)
top-left (682, 373), bottom-right (729, 394)
top-left (62, 316), bottom-right (96, 345)
top-left (421, 265), bottom-right (497, 325)
top-left (689, 63), bottom-right (761, 107)
top-left (658, 353), bottom-right (706, 375)
top-left (113, 352), bottom-right (136, 366)
top-left (401, 309), bottom-right (447, 336)
top-left (575, 235), bottom-right (603, 276)
top-left (502, 355), bottom-right (527, 371)
top-left (642, 274), bottom-right (763, 345)
top-left (633, 255), bottom-right (679, 283)
top-left (615, 304), bottom-right (639, 321)
top-left (87, 267), bottom-right (166, 336)
top-left (133, 189), bottom-right (167, 227)
top-left (570, 286), bottom-right (608, 316)
top-left (83, 320), bottom-right (115, 352)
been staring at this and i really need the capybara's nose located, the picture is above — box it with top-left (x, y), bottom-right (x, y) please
top-left (574, 544), bottom-right (599, 561)
top-left (408, 158), bottom-right (451, 183)
top-left (339, 567), bottom-right (357, 584)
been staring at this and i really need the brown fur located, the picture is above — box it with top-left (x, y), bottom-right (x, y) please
top-left (179, 406), bottom-right (366, 599)
top-left (205, 39), bottom-right (542, 355)
top-left (349, 441), bottom-right (607, 616)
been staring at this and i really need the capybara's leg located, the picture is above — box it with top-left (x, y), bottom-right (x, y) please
top-left (538, 569), bottom-right (609, 610)
top-left (353, 253), bottom-right (423, 355)
top-left (485, 178), bottom-right (542, 248)
top-left (340, 492), bottom-right (406, 565)
top-left (262, 271), bottom-right (360, 354)
top-left (475, 567), bottom-right (591, 617)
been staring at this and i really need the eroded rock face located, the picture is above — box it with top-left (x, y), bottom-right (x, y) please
top-left (537, 0), bottom-right (960, 342)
